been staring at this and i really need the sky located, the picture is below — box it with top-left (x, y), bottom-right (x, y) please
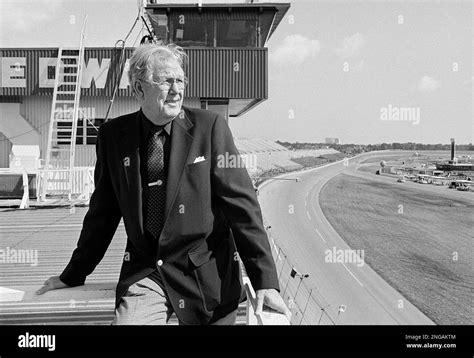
top-left (0, 0), bottom-right (472, 144)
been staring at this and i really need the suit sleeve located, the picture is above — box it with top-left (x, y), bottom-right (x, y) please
top-left (210, 114), bottom-right (280, 292)
top-left (59, 124), bottom-right (122, 286)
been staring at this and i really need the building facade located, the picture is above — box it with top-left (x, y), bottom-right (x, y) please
top-left (0, 2), bottom-right (290, 168)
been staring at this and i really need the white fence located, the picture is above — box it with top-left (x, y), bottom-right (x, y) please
top-left (36, 167), bottom-right (94, 201)
top-left (0, 167), bottom-right (94, 208)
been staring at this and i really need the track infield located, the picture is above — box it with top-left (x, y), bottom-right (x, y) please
top-left (319, 172), bottom-right (473, 324)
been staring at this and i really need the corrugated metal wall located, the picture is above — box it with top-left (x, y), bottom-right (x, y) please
top-left (0, 132), bottom-right (12, 167)
top-left (164, 9), bottom-right (259, 21)
top-left (186, 48), bottom-right (267, 98)
top-left (17, 96), bottom-right (140, 166)
top-left (183, 97), bottom-right (200, 108)
top-left (0, 48), bottom-right (134, 97)
top-left (0, 46), bottom-right (264, 167)
top-left (12, 96), bottom-right (140, 167)
top-left (1, 48), bottom-right (267, 99)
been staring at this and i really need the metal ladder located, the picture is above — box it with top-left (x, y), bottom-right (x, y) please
top-left (41, 16), bottom-right (87, 201)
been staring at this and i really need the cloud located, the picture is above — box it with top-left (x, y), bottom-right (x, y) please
top-left (0, 0), bottom-right (60, 33)
top-left (335, 33), bottom-right (367, 58)
top-left (270, 34), bottom-right (320, 66)
top-left (418, 76), bottom-right (441, 92)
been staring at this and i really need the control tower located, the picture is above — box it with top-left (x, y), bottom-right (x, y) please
top-left (143, 1), bottom-right (290, 121)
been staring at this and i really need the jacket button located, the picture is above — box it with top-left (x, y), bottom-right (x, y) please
top-left (157, 259), bottom-right (163, 267)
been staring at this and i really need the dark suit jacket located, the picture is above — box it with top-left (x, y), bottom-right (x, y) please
top-left (60, 106), bottom-right (280, 324)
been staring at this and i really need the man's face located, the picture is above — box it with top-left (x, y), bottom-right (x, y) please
top-left (141, 60), bottom-right (185, 122)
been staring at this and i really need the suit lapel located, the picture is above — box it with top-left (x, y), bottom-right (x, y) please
top-left (163, 108), bottom-right (194, 227)
top-left (118, 111), bottom-right (143, 235)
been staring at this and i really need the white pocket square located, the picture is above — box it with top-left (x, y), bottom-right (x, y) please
top-left (193, 156), bottom-right (205, 163)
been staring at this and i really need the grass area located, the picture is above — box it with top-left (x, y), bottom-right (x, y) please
top-left (360, 155), bottom-right (408, 164)
top-left (321, 153), bottom-right (347, 161)
top-left (291, 156), bottom-right (328, 167)
top-left (319, 173), bottom-right (473, 324)
top-left (357, 164), bottom-right (380, 174)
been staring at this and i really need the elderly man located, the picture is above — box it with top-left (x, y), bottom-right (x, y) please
top-left (37, 43), bottom-right (290, 325)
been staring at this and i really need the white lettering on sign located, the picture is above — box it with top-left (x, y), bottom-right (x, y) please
top-left (0, 56), bottom-right (133, 90)
top-left (82, 57), bottom-right (111, 89)
top-left (1, 57), bottom-right (26, 87)
top-left (39, 57), bottom-right (57, 88)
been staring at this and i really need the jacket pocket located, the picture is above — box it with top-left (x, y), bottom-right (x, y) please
top-left (186, 159), bottom-right (209, 169)
top-left (188, 250), bottom-right (221, 313)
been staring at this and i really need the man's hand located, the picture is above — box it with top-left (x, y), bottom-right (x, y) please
top-left (36, 276), bottom-right (69, 295)
top-left (255, 288), bottom-right (291, 321)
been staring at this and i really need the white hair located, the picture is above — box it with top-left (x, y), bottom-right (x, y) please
top-left (128, 43), bottom-right (187, 95)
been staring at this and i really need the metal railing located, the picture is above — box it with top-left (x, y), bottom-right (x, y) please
top-left (240, 220), bottom-right (347, 325)
top-left (36, 167), bottom-right (94, 202)
top-left (240, 261), bottom-right (290, 325)
top-left (264, 223), bottom-right (347, 325)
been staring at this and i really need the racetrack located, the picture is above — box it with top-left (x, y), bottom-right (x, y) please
top-left (258, 151), bottom-right (472, 325)
top-left (319, 173), bottom-right (473, 324)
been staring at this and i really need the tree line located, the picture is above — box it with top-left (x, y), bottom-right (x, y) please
top-left (276, 141), bottom-right (474, 155)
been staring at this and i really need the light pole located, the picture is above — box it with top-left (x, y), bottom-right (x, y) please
top-left (334, 304), bottom-right (346, 325)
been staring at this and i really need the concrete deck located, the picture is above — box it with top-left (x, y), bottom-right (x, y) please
top-left (0, 206), bottom-right (248, 325)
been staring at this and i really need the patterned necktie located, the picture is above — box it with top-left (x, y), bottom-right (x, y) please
top-left (146, 129), bottom-right (166, 238)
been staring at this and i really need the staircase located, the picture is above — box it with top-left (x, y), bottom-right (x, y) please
top-left (40, 17), bottom-right (87, 201)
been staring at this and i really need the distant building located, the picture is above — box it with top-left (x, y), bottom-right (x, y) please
top-left (325, 137), bottom-right (340, 145)
top-left (380, 166), bottom-right (397, 174)
top-left (436, 137), bottom-right (474, 172)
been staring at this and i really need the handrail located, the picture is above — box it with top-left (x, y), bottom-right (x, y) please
top-left (263, 227), bottom-right (338, 326)
top-left (240, 261), bottom-right (290, 325)
top-left (35, 167), bottom-right (94, 202)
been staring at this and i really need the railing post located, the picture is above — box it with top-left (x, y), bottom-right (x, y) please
top-left (241, 263), bottom-right (290, 325)
top-left (84, 168), bottom-right (90, 199)
top-left (282, 275), bottom-right (291, 298)
top-left (318, 304), bottom-right (331, 325)
top-left (244, 281), bottom-right (258, 326)
top-left (35, 171), bottom-right (39, 202)
top-left (20, 169), bottom-right (29, 209)
top-left (294, 276), bottom-right (304, 301)
top-left (278, 253), bottom-right (287, 278)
